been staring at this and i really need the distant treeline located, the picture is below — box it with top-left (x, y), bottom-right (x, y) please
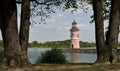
top-left (1, 40), bottom-right (120, 48)
top-left (28, 40), bottom-right (96, 48)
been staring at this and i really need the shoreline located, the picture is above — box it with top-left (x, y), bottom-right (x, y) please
top-left (58, 48), bottom-right (96, 53)
top-left (58, 48), bottom-right (120, 54)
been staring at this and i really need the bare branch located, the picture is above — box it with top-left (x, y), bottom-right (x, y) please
top-left (16, 0), bottom-right (55, 6)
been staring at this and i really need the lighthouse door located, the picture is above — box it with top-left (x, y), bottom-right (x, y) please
top-left (72, 44), bottom-right (74, 49)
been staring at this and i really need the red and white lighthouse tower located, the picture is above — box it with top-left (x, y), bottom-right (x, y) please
top-left (70, 21), bottom-right (80, 49)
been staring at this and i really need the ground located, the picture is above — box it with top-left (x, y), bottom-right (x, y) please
top-left (3, 63), bottom-right (120, 71)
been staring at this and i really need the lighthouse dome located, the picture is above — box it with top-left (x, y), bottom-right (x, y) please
top-left (72, 20), bottom-right (77, 25)
top-left (70, 21), bottom-right (79, 31)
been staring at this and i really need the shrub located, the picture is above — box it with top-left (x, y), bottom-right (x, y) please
top-left (36, 48), bottom-right (67, 64)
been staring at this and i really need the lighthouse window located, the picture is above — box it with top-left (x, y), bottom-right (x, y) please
top-left (72, 33), bottom-right (73, 36)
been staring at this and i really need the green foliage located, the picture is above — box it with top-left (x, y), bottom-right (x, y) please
top-left (30, 0), bottom-right (90, 24)
top-left (80, 41), bottom-right (96, 47)
top-left (29, 41), bottom-right (40, 47)
top-left (64, 0), bottom-right (78, 9)
top-left (28, 40), bottom-right (96, 48)
top-left (36, 48), bottom-right (67, 64)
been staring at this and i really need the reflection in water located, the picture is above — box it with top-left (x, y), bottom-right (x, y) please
top-left (28, 48), bottom-right (97, 64)
top-left (66, 53), bottom-right (97, 63)
top-left (71, 53), bottom-right (80, 63)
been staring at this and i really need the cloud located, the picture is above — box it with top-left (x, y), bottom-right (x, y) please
top-left (47, 18), bottom-right (56, 22)
top-left (72, 9), bottom-right (84, 15)
top-left (77, 23), bottom-right (89, 29)
top-left (57, 13), bottom-right (64, 17)
top-left (28, 5), bottom-right (96, 43)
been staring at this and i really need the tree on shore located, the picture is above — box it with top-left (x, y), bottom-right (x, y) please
top-left (0, 0), bottom-right (80, 68)
top-left (0, 0), bottom-right (29, 68)
top-left (106, 0), bottom-right (120, 63)
top-left (19, 0), bottom-right (31, 66)
top-left (92, 0), bottom-right (120, 64)
top-left (92, 0), bottom-right (109, 64)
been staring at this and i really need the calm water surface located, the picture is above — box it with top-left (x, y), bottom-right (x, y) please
top-left (27, 48), bottom-right (97, 64)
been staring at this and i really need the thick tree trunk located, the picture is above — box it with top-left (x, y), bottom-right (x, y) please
top-left (106, 0), bottom-right (120, 63)
top-left (0, 0), bottom-right (31, 68)
top-left (93, 0), bottom-right (110, 64)
top-left (19, 0), bottom-right (31, 66)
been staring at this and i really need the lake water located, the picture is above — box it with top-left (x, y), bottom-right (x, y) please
top-left (27, 48), bottom-right (97, 64)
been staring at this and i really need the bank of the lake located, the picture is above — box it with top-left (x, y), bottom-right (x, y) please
top-left (58, 48), bottom-right (120, 54)
top-left (58, 48), bottom-right (96, 53)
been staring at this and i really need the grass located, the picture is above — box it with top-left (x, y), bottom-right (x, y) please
top-left (1, 63), bottom-right (120, 71)
top-left (34, 63), bottom-right (120, 71)
top-left (0, 67), bottom-right (6, 71)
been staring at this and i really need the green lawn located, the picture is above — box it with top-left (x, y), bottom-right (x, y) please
top-left (0, 67), bottom-right (6, 71)
top-left (34, 63), bottom-right (120, 71)
top-left (1, 63), bottom-right (120, 71)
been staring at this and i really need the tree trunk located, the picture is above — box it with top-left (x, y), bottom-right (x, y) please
top-left (19, 0), bottom-right (31, 66)
top-left (93, 0), bottom-right (110, 64)
top-left (0, 0), bottom-right (31, 68)
top-left (106, 0), bottom-right (120, 63)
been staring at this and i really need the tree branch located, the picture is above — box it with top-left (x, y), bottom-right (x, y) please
top-left (16, 0), bottom-right (55, 6)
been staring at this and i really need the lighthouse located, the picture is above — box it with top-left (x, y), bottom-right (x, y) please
top-left (70, 21), bottom-right (80, 49)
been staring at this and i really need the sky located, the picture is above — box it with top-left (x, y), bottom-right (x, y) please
top-left (28, 5), bottom-right (95, 43)
top-left (0, 4), bottom-right (96, 43)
